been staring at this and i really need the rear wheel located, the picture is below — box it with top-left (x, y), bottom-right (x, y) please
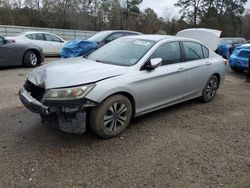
top-left (23, 51), bottom-right (40, 67)
top-left (200, 75), bottom-right (219, 103)
top-left (89, 95), bottom-right (132, 138)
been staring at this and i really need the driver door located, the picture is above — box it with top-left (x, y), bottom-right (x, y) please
top-left (137, 42), bottom-right (187, 113)
top-left (0, 37), bottom-right (18, 66)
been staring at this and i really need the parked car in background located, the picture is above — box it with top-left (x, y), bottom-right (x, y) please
top-left (216, 37), bottom-right (247, 58)
top-left (229, 44), bottom-right (250, 71)
top-left (87, 30), bottom-right (142, 47)
top-left (61, 30), bottom-right (142, 58)
top-left (19, 29), bottom-right (226, 138)
top-left (0, 36), bottom-right (44, 67)
top-left (6, 31), bottom-right (66, 56)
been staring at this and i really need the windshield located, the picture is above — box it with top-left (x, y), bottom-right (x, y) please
top-left (87, 38), bottom-right (156, 66)
top-left (87, 31), bottom-right (113, 42)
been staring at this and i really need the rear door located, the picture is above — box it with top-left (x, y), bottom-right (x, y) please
top-left (181, 41), bottom-right (211, 98)
top-left (26, 33), bottom-right (48, 54)
top-left (0, 40), bottom-right (19, 66)
top-left (44, 34), bottom-right (65, 55)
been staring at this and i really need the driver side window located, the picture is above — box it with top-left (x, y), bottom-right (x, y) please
top-left (150, 42), bottom-right (181, 66)
top-left (105, 33), bottom-right (123, 43)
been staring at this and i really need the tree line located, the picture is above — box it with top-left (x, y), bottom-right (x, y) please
top-left (0, 0), bottom-right (249, 38)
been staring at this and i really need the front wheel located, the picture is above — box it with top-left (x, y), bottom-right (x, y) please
top-left (89, 95), bottom-right (132, 138)
top-left (23, 51), bottom-right (40, 67)
top-left (200, 75), bottom-right (219, 103)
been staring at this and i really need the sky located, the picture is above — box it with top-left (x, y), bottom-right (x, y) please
top-left (140, 0), bottom-right (250, 18)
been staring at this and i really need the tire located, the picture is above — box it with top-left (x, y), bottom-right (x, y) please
top-left (23, 51), bottom-right (39, 67)
top-left (89, 95), bottom-right (132, 138)
top-left (200, 75), bottom-right (219, 103)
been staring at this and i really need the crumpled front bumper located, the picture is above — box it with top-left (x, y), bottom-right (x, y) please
top-left (19, 86), bottom-right (96, 134)
top-left (19, 87), bottom-right (49, 115)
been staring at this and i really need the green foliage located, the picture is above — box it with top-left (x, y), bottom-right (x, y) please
top-left (175, 0), bottom-right (249, 38)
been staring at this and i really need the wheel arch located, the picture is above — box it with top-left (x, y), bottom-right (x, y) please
top-left (101, 91), bottom-right (136, 118)
top-left (22, 49), bottom-right (42, 66)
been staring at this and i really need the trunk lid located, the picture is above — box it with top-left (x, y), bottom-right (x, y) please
top-left (176, 28), bottom-right (222, 51)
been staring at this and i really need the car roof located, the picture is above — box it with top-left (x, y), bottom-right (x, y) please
top-left (124, 34), bottom-right (190, 42)
top-left (19, 31), bottom-right (57, 35)
top-left (99, 30), bottom-right (142, 35)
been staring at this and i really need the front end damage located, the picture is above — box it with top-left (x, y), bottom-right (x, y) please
top-left (19, 80), bottom-right (97, 134)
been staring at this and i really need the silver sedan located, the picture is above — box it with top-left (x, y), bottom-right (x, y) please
top-left (19, 33), bottom-right (226, 138)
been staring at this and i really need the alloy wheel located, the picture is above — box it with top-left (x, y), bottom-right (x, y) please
top-left (103, 102), bottom-right (128, 133)
top-left (206, 77), bottom-right (218, 100)
top-left (30, 53), bottom-right (38, 66)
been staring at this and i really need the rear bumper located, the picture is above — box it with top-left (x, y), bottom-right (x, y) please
top-left (19, 87), bottom-right (49, 115)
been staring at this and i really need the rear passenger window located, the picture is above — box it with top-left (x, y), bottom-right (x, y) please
top-left (150, 42), bottom-right (181, 66)
top-left (26, 34), bottom-right (45, 41)
top-left (35, 33), bottom-right (45, 41)
top-left (202, 46), bottom-right (209, 58)
top-left (183, 42), bottom-right (203, 61)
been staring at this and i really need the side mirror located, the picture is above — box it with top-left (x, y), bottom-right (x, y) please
top-left (150, 58), bottom-right (162, 68)
top-left (142, 58), bottom-right (162, 71)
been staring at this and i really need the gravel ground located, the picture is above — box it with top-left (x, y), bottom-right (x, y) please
top-left (0, 59), bottom-right (250, 188)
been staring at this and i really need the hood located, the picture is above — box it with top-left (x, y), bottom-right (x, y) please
top-left (28, 57), bottom-right (128, 89)
top-left (176, 28), bottom-right (222, 51)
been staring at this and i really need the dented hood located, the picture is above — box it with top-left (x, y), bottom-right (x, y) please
top-left (177, 28), bottom-right (222, 51)
top-left (28, 57), bottom-right (128, 89)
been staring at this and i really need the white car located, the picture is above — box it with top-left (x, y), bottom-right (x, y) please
top-left (6, 31), bottom-right (66, 56)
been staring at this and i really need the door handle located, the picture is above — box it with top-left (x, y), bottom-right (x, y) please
top-left (205, 62), bottom-right (212, 65)
top-left (177, 67), bottom-right (185, 72)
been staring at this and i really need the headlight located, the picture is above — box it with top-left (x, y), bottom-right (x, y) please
top-left (43, 84), bottom-right (95, 101)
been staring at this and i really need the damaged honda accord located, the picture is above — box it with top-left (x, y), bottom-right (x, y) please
top-left (19, 31), bottom-right (226, 138)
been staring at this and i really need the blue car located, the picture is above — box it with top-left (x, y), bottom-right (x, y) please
top-left (217, 37), bottom-right (247, 58)
top-left (61, 30), bottom-right (141, 58)
top-left (229, 44), bottom-right (250, 71)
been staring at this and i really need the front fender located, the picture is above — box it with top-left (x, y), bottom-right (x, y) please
top-left (85, 78), bottom-right (140, 113)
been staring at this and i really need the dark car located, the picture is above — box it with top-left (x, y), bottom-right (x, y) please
top-left (87, 30), bottom-right (142, 47)
top-left (61, 30), bottom-right (142, 58)
top-left (216, 37), bottom-right (247, 58)
top-left (0, 36), bottom-right (44, 67)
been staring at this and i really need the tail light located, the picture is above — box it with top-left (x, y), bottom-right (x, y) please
top-left (223, 59), bottom-right (227, 65)
top-left (10, 39), bottom-right (16, 43)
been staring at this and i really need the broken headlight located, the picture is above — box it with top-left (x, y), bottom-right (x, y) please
top-left (43, 84), bottom-right (95, 101)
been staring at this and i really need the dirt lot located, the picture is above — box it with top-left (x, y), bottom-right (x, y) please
top-left (0, 59), bottom-right (250, 188)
